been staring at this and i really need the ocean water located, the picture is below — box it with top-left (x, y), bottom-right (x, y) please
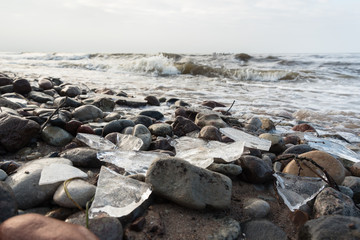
top-left (0, 52), bottom-right (359, 143)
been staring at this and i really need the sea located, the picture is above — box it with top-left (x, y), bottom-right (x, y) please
top-left (0, 52), bottom-right (359, 146)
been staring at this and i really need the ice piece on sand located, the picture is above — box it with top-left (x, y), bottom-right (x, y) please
top-left (76, 133), bottom-right (116, 150)
top-left (274, 172), bottom-right (326, 212)
top-left (173, 136), bottom-right (245, 168)
top-left (220, 127), bottom-right (271, 151)
top-left (97, 150), bottom-right (168, 175)
top-left (39, 163), bottom-right (88, 185)
top-left (115, 133), bottom-right (144, 151)
top-left (89, 166), bottom-right (152, 218)
top-left (305, 134), bottom-right (360, 163)
top-left (274, 173), bottom-right (326, 211)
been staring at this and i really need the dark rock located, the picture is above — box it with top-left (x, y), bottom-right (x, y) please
top-left (13, 78), bottom-right (32, 94)
top-left (38, 78), bottom-right (53, 90)
top-left (0, 182), bottom-right (18, 223)
top-left (115, 98), bottom-right (147, 108)
top-left (0, 97), bottom-right (22, 109)
top-left (299, 215), bottom-right (360, 240)
top-left (174, 100), bottom-right (190, 107)
top-left (342, 176), bottom-right (360, 204)
top-left (72, 105), bottom-right (104, 122)
top-left (77, 125), bottom-right (95, 134)
top-left (0, 85), bottom-right (13, 94)
top-left (201, 100), bottom-right (226, 109)
top-left (60, 85), bottom-right (81, 97)
top-left (91, 97), bottom-right (115, 112)
top-left (283, 144), bottom-right (313, 155)
top-left (148, 123), bottom-right (173, 137)
top-left (195, 113), bottom-right (227, 128)
top-left (284, 135), bottom-right (301, 145)
top-left (174, 107), bottom-right (198, 121)
top-left (129, 115), bottom-right (153, 128)
top-left (144, 96), bottom-right (160, 106)
top-left (149, 138), bottom-right (174, 151)
top-left (0, 113), bottom-right (40, 152)
top-left (242, 220), bottom-right (287, 240)
top-left (240, 155), bottom-right (273, 184)
top-left (60, 147), bottom-right (101, 168)
top-left (45, 208), bottom-right (77, 220)
top-left (65, 120), bottom-right (83, 135)
top-left (54, 96), bottom-right (82, 108)
top-left (102, 119), bottom-right (135, 136)
top-left (171, 116), bottom-right (200, 136)
top-left (234, 53), bottom-right (252, 61)
top-left (314, 187), bottom-right (360, 218)
top-left (139, 110), bottom-right (164, 120)
top-left (292, 123), bottom-right (316, 132)
top-left (166, 98), bottom-right (179, 105)
top-left (243, 198), bottom-right (271, 219)
top-left (0, 76), bottom-right (13, 86)
top-left (130, 216), bottom-right (146, 232)
top-left (41, 126), bottom-right (73, 147)
top-left (198, 125), bottom-right (222, 141)
top-left (259, 133), bottom-right (286, 154)
top-left (207, 163), bottom-right (242, 177)
top-left (0, 213), bottom-right (99, 240)
top-left (349, 163), bottom-right (360, 178)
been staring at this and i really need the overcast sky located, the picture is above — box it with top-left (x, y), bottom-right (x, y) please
top-left (0, 0), bottom-right (359, 53)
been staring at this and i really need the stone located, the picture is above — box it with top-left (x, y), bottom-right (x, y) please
top-left (129, 115), bottom-right (153, 127)
top-left (38, 78), bottom-right (53, 90)
top-left (195, 113), bottom-right (227, 128)
top-left (102, 119), bottom-right (135, 136)
top-left (292, 123), bottom-right (316, 132)
top-left (350, 162), bottom-right (360, 177)
top-left (132, 124), bottom-right (151, 150)
top-left (66, 212), bottom-right (123, 240)
top-left (171, 116), bottom-right (200, 136)
top-left (342, 176), bottom-right (360, 204)
top-left (174, 107), bottom-right (198, 121)
top-left (261, 118), bottom-right (276, 131)
top-left (299, 215), bottom-right (360, 240)
top-left (60, 147), bottom-right (101, 168)
top-left (174, 99), bottom-right (190, 107)
top-left (65, 120), bottom-right (83, 135)
top-left (91, 97), bottom-right (115, 112)
top-left (207, 163), bottom-right (242, 176)
top-left (5, 158), bottom-right (72, 209)
top-left (139, 110), bottom-right (164, 120)
top-left (240, 155), bottom-right (273, 184)
top-left (243, 198), bottom-right (271, 218)
top-left (104, 112), bottom-right (121, 122)
top-left (234, 53), bottom-right (252, 61)
top-left (0, 85), bottom-right (13, 94)
top-left (245, 117), bottom-right (262, 131)
top-left (54, 96), bottom-right (82, 108)
top-left (0, 97), bottom-right (22, 109)
top-left (242, 220), bottom-right (287, 240)
top-left (149, 138), bottom-right (174, 151)
top-left (45, 208), bottom-right (77, 220)
top-left (259, 133), bottom-right (285, 154)
top-left (283, 144), bottom-right (313, 155)
top-left (144, 95), bottom-right (160, 106)
top-left (53, 179), bottom-right (96, 208)
top-left (60, 85), bottom-right (81, 97)
top-left (198, 125), bottom-right (222, 141)
top-left (77, 125), bottom-right (95, 134)
top-left (42, 126), bottom-right (73, 147)
top-left (72, 105), bottom-right (104, 122)
top-left (0, 213), bottom-right (99, 240)
top-left (145, 157), bottom-right (232, 209)
top-left (0, 182), bottom-right (18, 223)
top-left (0, 113), bottom-right (40, 152)
top-left (0, 169), bottom-right (7, 180)
top-left (207, 218), bottom-right (241, 240)
top-left (284, 135), bottom-right (301, 145)
top-left (115, 97), bottom-right (147, 108)
top-left (282, 150), bottom-right (346, 185)
top-left (148, 123), bottom-right (173, 137)
top-left (29, 91), bottom-right (54, 103)
top-left (313, 187), bottom-right (360, 218)
top-left (201, 100), bottom-right (226, 109)
top-left (13, 78), bottom-right (31, 94)
top-left (0, 76), bottom-right (13, 86)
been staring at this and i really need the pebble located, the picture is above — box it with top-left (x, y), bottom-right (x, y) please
top-left (207, 217), bottom-right (241, 240)
top-left (139, 110), bottom-right (164, 120)
top-left (171, 116), bottom-right (200, 136)
top-left (72, 105), bottom-right (104, 121)
top-left (148, 123), bottom-right (173, 137)
top-left (207, 163), bottom-right (242, 176)
top-left (195, 113), bottom-right (227, 128)
top-left (60, 85), bottom-right (81, 97)
top-left (60, 147), bottom-right (101, 168)
top-left (38, 78), bottom-right (53, 90)
top-left (341, 176), bottom-right (360, 204)
top-left (0, 169), bottom-right (7, 181)
top-left (13, 78), bottom-right (31, 94)
top-left (0, 182), bottom-right (18, 223)
top-left (102, 119), bottom-right (135, 136)
top-left (42, 125), bottom-right (74, 147)
top-left (243, 198), bottom-right (271, 218)
top-left (144, 95), bottom-right (160, 106)
top-left (129, 115), bottom-right (154, 127)
top-left (240, 155), bottom-right (273, 184)
top-left (198, 125), bottom-right (222, 141)
top-left (242, 220), bottom-right (287, 240)
top-left (283, 144), bottom-right (313, 155)
top-left (132, 124), bottom-right (152, 150)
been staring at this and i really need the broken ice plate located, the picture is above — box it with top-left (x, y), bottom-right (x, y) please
top-left (274, 172), bottom-right (326, 212)
top-left (76, 133), bottom-right (116, 150)
top-left (114, 133), bottom-right (144, 151)
top-left (173, 136), bottom-right (245, 168)
top-left (39, 163), bottom-right (88, 185)
top-left (89, 166), bottom-right (152, 218)
top-left (305, 134), bottom-right (360, 163)
top-left (97, 150), bottom-right (168, 175)
top-left (220, 127), bottom-right (271, 151)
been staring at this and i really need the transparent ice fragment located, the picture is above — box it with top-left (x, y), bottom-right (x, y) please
top-left (220, 127), bottom-right (271, 151)
top-left (274, 172), bottom-right (326, 212)
top-left (173, 136), bottom-right (245, 168)
top-left (305, 134), bottom-right (360, 162)
top-left (97, 150), bottom-right (168, 175)
top-left (39, 163), bottom-right (88, 185)
top-left (115, 133), bottom-right (144, 151)
top-left (76, 133), bottom-right (116, 150)
top-left (89, 166), bottom-right (152, 218)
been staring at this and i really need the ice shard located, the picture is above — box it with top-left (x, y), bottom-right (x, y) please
top-left (97, 150), bottom-right (168, 175)
top-left (220, 127), bottom-right (271, 151)
top-left (76, 133), bottom-right (116, 150)
top-left (39, 163), bottom-right (88, 185)
top-left (115, 133), bottom-right (144, 151)
top-left (305, 134), bottom-right (360, 163)
top-left (89, 166), bottom-right (152, 218)
top-left (274, 172), bottom-right (326, 212)
top-left (173, 136), bottom-right (245, 168)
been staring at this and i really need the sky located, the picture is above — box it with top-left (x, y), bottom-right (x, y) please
top-left (0, 0), bottom-right (359, 53)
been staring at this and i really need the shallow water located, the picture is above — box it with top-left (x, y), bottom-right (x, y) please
top-left (1, 52), bottom-right (359, 141)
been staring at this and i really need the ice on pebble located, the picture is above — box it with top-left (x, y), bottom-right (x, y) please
top-left (274, 172), bottom-right (326, 212)
top-left (39, 163), bottom-right (88, 185)
top-left (76, 133), bottom-right (116, 150)
top-left (305, 134), bottom-right (360, 162)
top-left (173, 136), bottom-right (245, 168)
top-left (89, 166), bottom-right (152, 218)
top-left (115, 133), bottom-right (144, 151)
top-left (97, 150), bottom-right (168, 175)
top-left (220, 127), bottom-right (271, 151)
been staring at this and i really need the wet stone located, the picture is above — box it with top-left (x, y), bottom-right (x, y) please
top-left (292, 123), bottom-right (316, 132)
top-left (0, 181), bottom-right (18, 223)
top-left (13, 78), bottom-right (32, 94)
top-left (139, 110), bottom-right (164, 120)
top-left (29, 91), bottom-right (54, 103)
top-left (283, 144), bottom-right (313, 155)
top-left (102, 119), bottom-right (135, 136)
top-left (91, 97), bottom-right (115, 112)
top-left (0, 97), bottom-right (22, 109)
top-left (240, 155), bottom-right (273, 184)
top-left (129, 115), bottom-right (153, 128)
top-left (171, 116), bottom-right (200, 136)
top-left (132, 124), bottom-right (152, 150)
top-left (0, 169), bottom-right (8, 180)
top-left (72, 105), bottom-right (104, 122)
top-left (148, 123), bottom-right (173, 137)
top-left (342, 176), bottom-right (360, 204)
top-left (54, 96), bottom-right (82, 108)
top-left (198, 125), bottom-right (222, 141)
top-left (42, 126), bottom-right (73, 147)
top-left (195, 113), bottom-right (227, 128)
top-left (144, 95), bottom-right (160, 106)
top-left (60, 85), bottom-right (81, 97)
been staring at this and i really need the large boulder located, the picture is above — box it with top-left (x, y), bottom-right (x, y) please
top-left (0, 113), bottom-right (40, 152)
top-left (282, 150), bottom-right (346, 185)
top-left (0, 214), bottom-right (99, 240)
top-left (146, 157), bottom-right (232, 209)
